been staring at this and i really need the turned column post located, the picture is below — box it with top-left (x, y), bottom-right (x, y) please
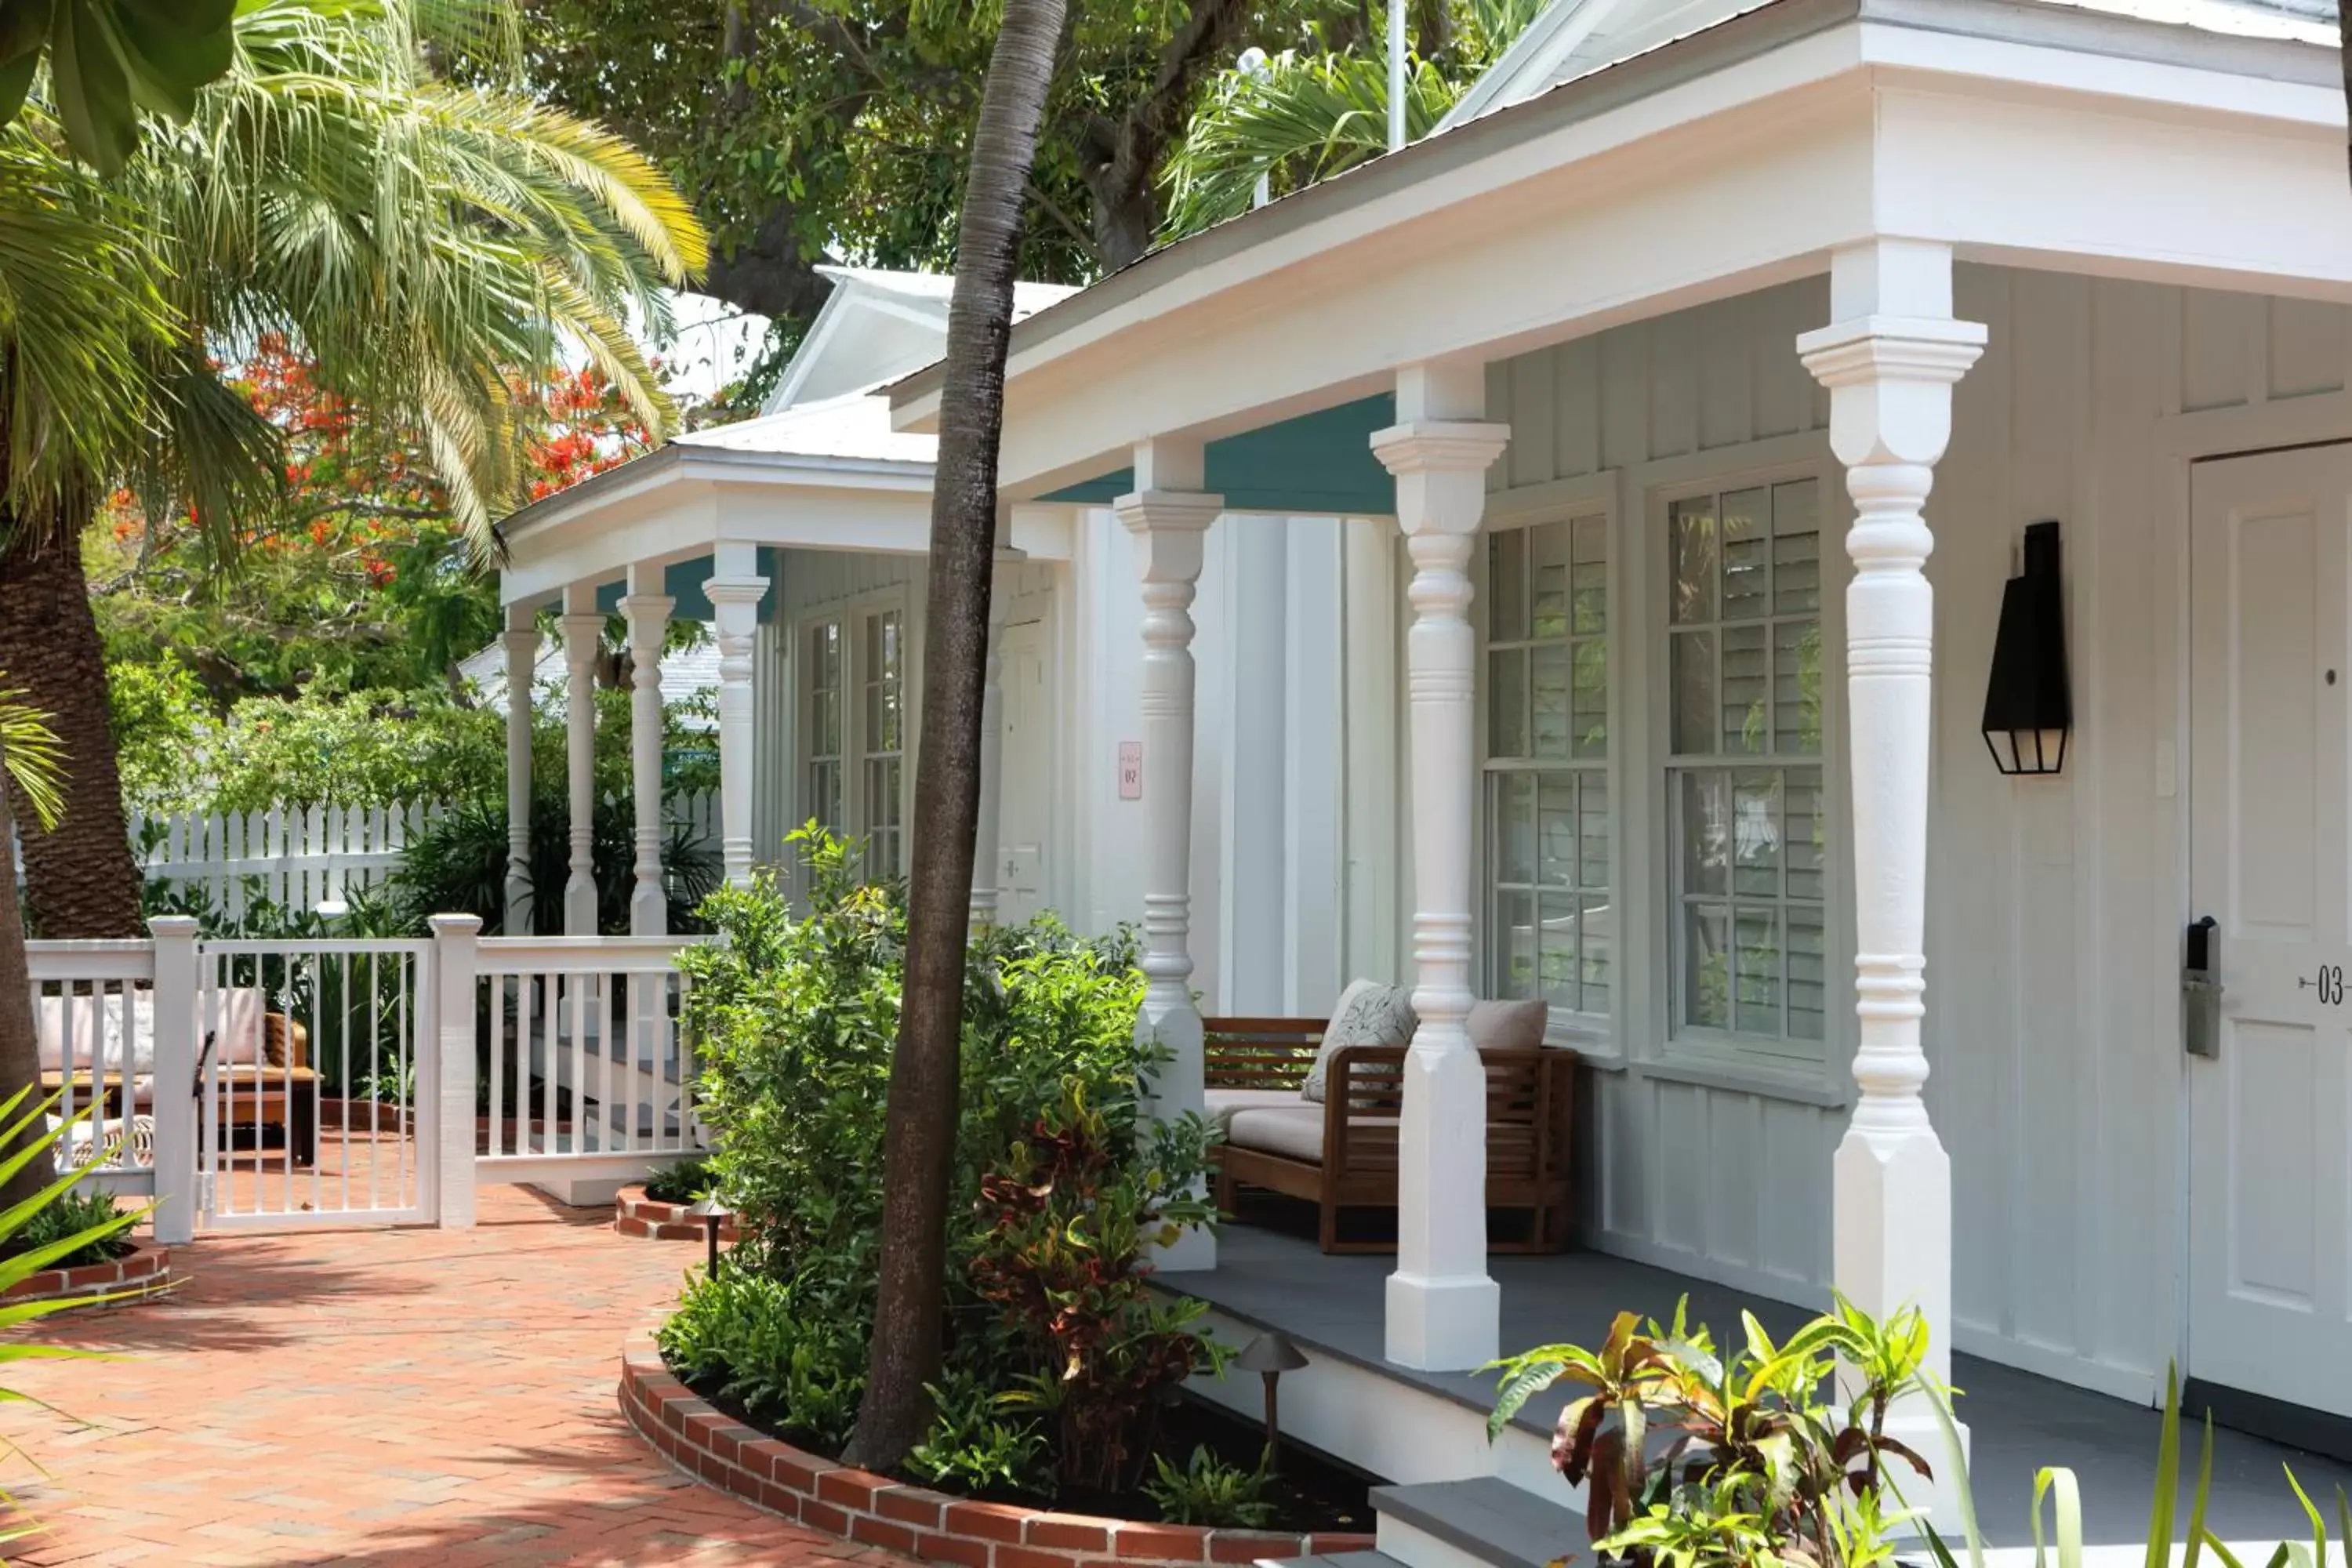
top-left (501, 605), bottom-right (539, 935)
top-left (1115, 441), bottom-right (1223, 1274)
top-left (704, 548), bottom-right (769, 891)
top-left (971, 543), bottom-right (1024, 928)
top-left (1797, 238), bottom-right (1985, 1501)
top-left (1371, 361), bottom-right (1509, 1372)
top-left (621, 564), bottom-right (673, 936)
top-left (557, 584), bottom-right (602, 936)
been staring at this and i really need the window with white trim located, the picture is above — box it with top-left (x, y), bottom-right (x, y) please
top-left (861, 608), bottom-right (905, 878)
top-left (1484, 512), bottom-right (1611, 1021)
top-left (804, 619), bottom-right (844, 837)
top-left (1665, 477), bottom-right (1826, 1054)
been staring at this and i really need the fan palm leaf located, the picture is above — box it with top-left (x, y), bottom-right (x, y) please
top-left (0, 683), bottom-right (63, 832)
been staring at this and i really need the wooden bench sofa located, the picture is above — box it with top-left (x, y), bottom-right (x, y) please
top-left (1203, 1015), bottom-right (1576, 1254)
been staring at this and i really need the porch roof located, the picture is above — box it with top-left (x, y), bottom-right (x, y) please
top-left (493, 390), bottom-right (1075, 612)
top-left (890, 0), bottom-right (2350, 500)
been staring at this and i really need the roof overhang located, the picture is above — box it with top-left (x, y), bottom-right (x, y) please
top-left (496, 441), bottom-right (1079, 608)
top-left (890, 0), bottom-right (2348, 499)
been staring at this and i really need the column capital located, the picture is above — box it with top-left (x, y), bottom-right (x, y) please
top-left (1114, 490), bottom-right (1222, 584)
top-left (1797, 315), bottom-right (1986, 470)
top-left (1368, 419), bottom-right (1510, 477)
top-left (501, 624), bottom-right (539, 652)
top-left (702, 574), bottom-right (769, 612)
top-left (617, 592), bottom-right (674, 623)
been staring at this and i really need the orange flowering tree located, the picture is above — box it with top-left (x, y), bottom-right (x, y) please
top-left (96, 335), bottom-right (656, 702)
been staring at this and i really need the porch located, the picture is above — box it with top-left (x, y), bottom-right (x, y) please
top-left (1163, 1225), bottom-right (2352, 1553)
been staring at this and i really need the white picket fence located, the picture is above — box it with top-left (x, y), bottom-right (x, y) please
top-left (133, 802), bottom-right (437, 920)
top-left (131, 791), bottom-right (722, 920)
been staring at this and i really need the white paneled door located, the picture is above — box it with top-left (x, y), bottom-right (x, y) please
top-left (2188, 442), bottom-right (2352, 1416)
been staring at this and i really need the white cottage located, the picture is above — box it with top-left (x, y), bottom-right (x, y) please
top-left (499, 0), bottom-right (2352, 1544)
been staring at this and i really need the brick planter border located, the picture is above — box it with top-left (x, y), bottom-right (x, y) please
top-left (613, 1187), bottom-right (741, 1243)
top-left (619, 1332), bottom-right (1374, 1566)
top-left (2, 1240), bottom-right (171, 1308)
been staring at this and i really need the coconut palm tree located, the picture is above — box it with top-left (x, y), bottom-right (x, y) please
top-left (1157, 0), bottom-right (1541, 239)
top-left (0, 0), bottom-right (705, 939)
top-left (841, 0), bottom-right (1069, 1474)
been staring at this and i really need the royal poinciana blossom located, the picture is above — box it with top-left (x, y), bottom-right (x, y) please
top-left (96, 337), bottom-right (656, 702)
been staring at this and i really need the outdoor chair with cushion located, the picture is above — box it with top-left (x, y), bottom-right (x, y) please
top-left (1202, 989), bottom-right (1576, 1254)
top-left (34, 988), bottom-right (320, 1167)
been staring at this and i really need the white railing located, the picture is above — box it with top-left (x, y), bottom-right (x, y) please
top-left (469, 935), bottom-right (711, 1194)
top-left (20, 918), bottom-right (712, 1236)
top-left (25, 938), bottom-right (165, 1184)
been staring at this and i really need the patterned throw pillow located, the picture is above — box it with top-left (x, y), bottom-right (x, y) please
top-left (1301, 981), bottom-right (1418, 1103)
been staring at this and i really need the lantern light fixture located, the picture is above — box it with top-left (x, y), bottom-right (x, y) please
top-left (687, 1192), bottom-right (733, 1279)
top-left (1981, 520), bottom-right (2071, 777)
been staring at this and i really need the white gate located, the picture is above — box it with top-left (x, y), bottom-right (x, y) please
top-left (195, 938), bottom-right (437, 1230)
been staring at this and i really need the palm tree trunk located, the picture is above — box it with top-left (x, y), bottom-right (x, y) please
top-left (0, 509), bottom-right (146, 939)
top-left (839, 0), bottom-right (1067, 1473)
top-left (0, 752), bottom-right (56, 1219)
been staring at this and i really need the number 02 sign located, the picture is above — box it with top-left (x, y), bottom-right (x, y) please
top-left (1118, 741), bottom-right (1143, 800)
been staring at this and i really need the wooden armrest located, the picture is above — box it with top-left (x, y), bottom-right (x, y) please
top-left (1203, 1016), bottom-right (1327, 1091)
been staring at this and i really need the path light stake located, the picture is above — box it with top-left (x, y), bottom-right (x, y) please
top-left (687, 1193), bottom-right (731, 1279)
top-left (1234, 1330), bottom-right (1307, 1473)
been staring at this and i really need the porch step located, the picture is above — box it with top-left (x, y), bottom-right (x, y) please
top-left (1370, 1478), bottom-right (1589, 1568)
top-left (1257, 1553), bottom-right (1402, 1568)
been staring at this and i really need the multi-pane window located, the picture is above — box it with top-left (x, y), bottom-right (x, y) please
top-left (1485, 513), bottom-right (1610, 1020)
top-left (861, 609), bottom-right (905, 877)
top-left (1666, 478), bottom-right (1826, 1049)
top-left (805, 620), bottom-right (844, 836)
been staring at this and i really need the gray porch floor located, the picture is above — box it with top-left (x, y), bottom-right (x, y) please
top-left (1160, 1225), bottom-right (2352, 1550)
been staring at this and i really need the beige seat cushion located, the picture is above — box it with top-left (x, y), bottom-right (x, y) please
top-left (1225, 1105), bottom-right (1328, 1165)
top-left (1466, 998), bottom-right (1549, 1053)
top-left (34, 990), bottom-right (156, 1074)
top-left (1203, 1087), bottom-right (1303, 1137)
top-left (1301, 980), bottom-right (1417, 1102)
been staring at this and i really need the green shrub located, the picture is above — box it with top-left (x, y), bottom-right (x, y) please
top-left (643, 1157), bottom-right (713, 1205)
top-left (670, 827), bottom-right (1218, 1497)
top-left (660, 1269), bottom-right (869, 1450)
top-left (906, 1372), bottom-right (1051, 1497)
top-left (386, 789), bottom-right (718, 935)
top-left (10, 1189), bottom-right (132, 1269)
top-left (1144, 1446), bottom-right (1276, 1529)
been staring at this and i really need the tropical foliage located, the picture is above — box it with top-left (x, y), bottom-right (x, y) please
top-left (1159, 0), bottom-right (1540, 237)
top-left (658, 831), bottom-right (1221, 1499)
top-left (0, 0), bottom-right (237, 169)
top-left (1489, 1296), bottom-right (1944, 1568)
top-left (0, 0), bottom-right (706, 946)
top-left (93, 336), bottom-right (656, 706)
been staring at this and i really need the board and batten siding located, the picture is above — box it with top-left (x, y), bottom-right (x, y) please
top-left (1465, 266), bottom-right (2352, 1401)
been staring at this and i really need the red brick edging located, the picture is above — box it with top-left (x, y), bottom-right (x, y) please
top-left (2, 1239), bottom-right (170, 1308)
top-left (619, 1331), bottom-right (1374, 1566)
top-left (613, 1187), bottom-right (741, 1243)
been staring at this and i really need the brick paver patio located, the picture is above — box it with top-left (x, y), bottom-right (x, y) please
top-left (0, 1185), bottom-right (888, 1567)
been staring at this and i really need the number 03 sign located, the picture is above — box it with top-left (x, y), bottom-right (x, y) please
top-left (2303, 964), bottom-right (2347, 1005)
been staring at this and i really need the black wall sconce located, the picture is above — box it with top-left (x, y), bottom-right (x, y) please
top-left (1980, 520), bottom-right (2072, 776)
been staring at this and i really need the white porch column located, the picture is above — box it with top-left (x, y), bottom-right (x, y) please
top-left (1797, 240), bottom-right (1984, 1476)
top-left (970, 543), bottom-right (1023, 927)
top-left (558, 584), bottom-right (602, 936)
top-left (621, 564), bottom-right (673, 935)
top-left (705, 545), bottom-right (769, 890)
top-left (502, 604), bottom-right (538, 936)
top-left (1115, 441), bottom-right (1223, 1274)
top-left (1371, 361), bottom-right (1509, 1371)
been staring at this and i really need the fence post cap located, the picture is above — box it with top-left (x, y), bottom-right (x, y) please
top-left (426, 913), bottom-right (485, 938)
top-left (147, 916), bottom-right (201, 938)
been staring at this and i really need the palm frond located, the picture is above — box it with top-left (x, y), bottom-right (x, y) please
top-left (0, 683), bottom-right (65, 831)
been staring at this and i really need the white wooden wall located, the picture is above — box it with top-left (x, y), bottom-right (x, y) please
top-left (1465, 267), bottom-right (2352, 1401)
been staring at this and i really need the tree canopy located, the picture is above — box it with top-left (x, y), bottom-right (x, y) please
top-left (517, 0), bottom-right (1496, 339)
